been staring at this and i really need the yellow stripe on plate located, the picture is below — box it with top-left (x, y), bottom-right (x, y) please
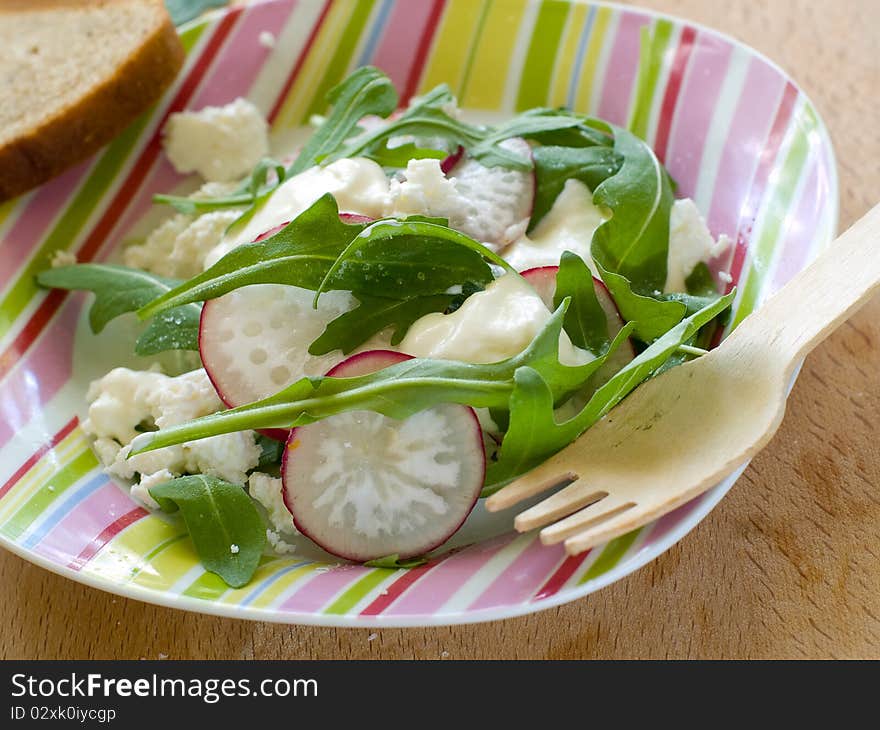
top-left (549, 3), bottom-right (588, 107)
top-left (460, 0), bottom-right (529, 109)
top-left (271, 0), bottom-right (353, 130)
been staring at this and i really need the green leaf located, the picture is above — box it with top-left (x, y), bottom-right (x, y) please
top-left (154, 157), bottom-right (286, 215)
top-left (308, 293), bottom-right (456, 355)
top-left (165, 0), bottom-right (225, 26)
top-left (128, 301), bottom-right (630, 455)
top-left (366, 142), bottom-right (447, 169)
top-left (364, 554), bottom-right (429, 569)
top-left (484, 290), bottom-right (735, 489)
top-left (314, 219), bottom-right (507, 304)
top-left (589, 121), bottom-right (675, 293)
top-left (529, 146), bottom-right (622, 230)
top-left (36, 264), bottom-right (200, 354)
top-left (138, 194), bottom-right (366, 318)
top-left (149, 475), bottom-right (267, 588)
top-left (596, 262), bottom-right (686, 343)
top-left (684, 262), bottom-right (719, 297)
top-left (290, 66), bottom-right (398, 176)
top-left (553, 252), bottom-right (610, 353)
top-left (255, 434), bottom-right (285, 470)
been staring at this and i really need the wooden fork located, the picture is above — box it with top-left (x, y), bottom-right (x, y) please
top-left (485, 203), bottom-right (880, 555)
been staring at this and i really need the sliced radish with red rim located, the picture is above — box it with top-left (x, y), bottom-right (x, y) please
top-left (199, 283), bottom-right (357, 439)
top-left (281, 350), bottom-right (485, 562)
top-left (444, 137), bottom-right (535, 250)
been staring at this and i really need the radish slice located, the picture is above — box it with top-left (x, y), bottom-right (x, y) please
top-left (281, 350), bottom-right (485, 562)
top-left (520, 265), bottom-right (636, 369)
top-left (445, 137), bottom-right (535, 249)
top-left (199, 284), bottom-right (355, 409)
top-left (439, 145), bottom-right (464, 175)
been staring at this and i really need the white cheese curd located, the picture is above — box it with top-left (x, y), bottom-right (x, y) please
top-left (124, 210), bottom-right (240, 279)
top-left (248, 472), bottom-right (298, 535)
top-left (83, 368), bottom-right (261, 506)
top-left (163, 98), bottom-right (269, 183)
top-left (400, 273), bottom-right (593, 365)
top-left (502, 179), bottom-right (606, 272)
top-left (665, 198), bottom-right (731, 293)
top-left (203, 157), bottom-right (391, 267)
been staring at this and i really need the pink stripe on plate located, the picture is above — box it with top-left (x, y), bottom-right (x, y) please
top-left (596, 11), bottom-right (650, 126)
top-left (383, 532), bottom-right (517, 616)
top-left (640, 492), bottom-right (710, 550)
top-left (32, 480), bottom-right (123, 565)
top-left (108, 2), bottom-right (284, 259)
top-left (0, 161), bottom-right (90, 292)
top-left (369, 0), bottom-right (437, 92)
top-left (0, 297), bottom-right (78, 450)
top-left (276, 565), bottom-right (368, 613)
top-left (706, 59), bottom-right (784, 241)
top-left (663, 33), bottom-right (732, 200)
top-left (768, 156), bottom-right (823, 293)
top-left (467, 536), bottom-right (564, 611)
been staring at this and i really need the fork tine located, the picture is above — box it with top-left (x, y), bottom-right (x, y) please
top-left (484, 460), bottom-right (577, 512)
top-left (563, 508), bottom-right (649, 556)
top-left (512, 478), bottom-right (606, 532)
top-left (539, 496), bottom-right (635, 545)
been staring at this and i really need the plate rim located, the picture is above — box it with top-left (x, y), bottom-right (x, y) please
top-left (0, 0), bottom-right (840, 628)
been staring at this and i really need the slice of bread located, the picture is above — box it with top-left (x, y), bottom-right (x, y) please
top-left (0, 0), bottom-right (185, 201)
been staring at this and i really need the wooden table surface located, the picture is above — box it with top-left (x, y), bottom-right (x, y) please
top-left (2, 0), bottom-right (878, 660)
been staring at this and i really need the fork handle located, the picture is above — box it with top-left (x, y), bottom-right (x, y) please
top-left (724, 202), bottom-right (880, 375)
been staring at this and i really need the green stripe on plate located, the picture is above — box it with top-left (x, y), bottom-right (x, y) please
top-left (127, 533), bottom-right (189, 581)
top-left (0, 451), bottom-right (99, 541)
top-left (324, 567), bottom-right (393, 614)
top-left (731, 102), bottom-right (813, 328)
top-left (301, 0), bottom-right (377, 123)
top-left (628, 19), bottom-right (674, 140)
top-left (181, 555), bottom-right (278, 600)
top-left (578, 528), bottom-right (642, 584)
top-left (515, 0), bottom-right (571, 111)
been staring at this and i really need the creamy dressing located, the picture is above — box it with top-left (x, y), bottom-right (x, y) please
top-left (203, 157), bottom-right (391, 267)
top-left (500, 179), bottom-right (606, 273)
top-left (399, 274), bottom-right (593, 365)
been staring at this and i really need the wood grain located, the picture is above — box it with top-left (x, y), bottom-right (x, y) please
top-left (1, 0), bottom-right (878, 660)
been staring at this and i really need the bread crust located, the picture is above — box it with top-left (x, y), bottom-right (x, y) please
top-left (0, 2), bottom-right (185, 201)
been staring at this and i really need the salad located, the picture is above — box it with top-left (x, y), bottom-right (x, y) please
top-left (37, 67), bottom-right (734, 587)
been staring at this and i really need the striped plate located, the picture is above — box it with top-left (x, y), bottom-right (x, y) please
top-left (0, 0), bottom-right (837, 626)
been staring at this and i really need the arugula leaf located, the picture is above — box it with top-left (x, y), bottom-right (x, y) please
top-left (138, 195), bottom-right (366, 318)
top-left (364, 554), bottom-right (429, 569)
top-left (128, 302), bottom-right (632, 455)
top-left (154, 157), bottom-right (286, 215)
top-left (596, 262), bottom-right (686, 343)
top-left (149, 475), bottom-right (267, 588)
top-left (366, 142), bottom-right (447, 169)
top-left (255, 434), bottom-right (285, 470)
top-left (289, 66), bottom-right (398, 175)
top-left (529, 146), bottom-right (622, 230)
top-left (314, 219), bottom-right (508, 304)
top-left (553, 252), bottom-right (610, 353)
top-left (308, 293), bottom-right (456, 355)
top-left (484, 291), bottom-right (735, 489)
top-left (36, 264), bottom-right (200, 355)
top-left (684, 262), bottom-right (719, 297)
top-left (336, 103), bottom-right (485, 165)
top-left (589, 121), bottom-right (675, 293)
